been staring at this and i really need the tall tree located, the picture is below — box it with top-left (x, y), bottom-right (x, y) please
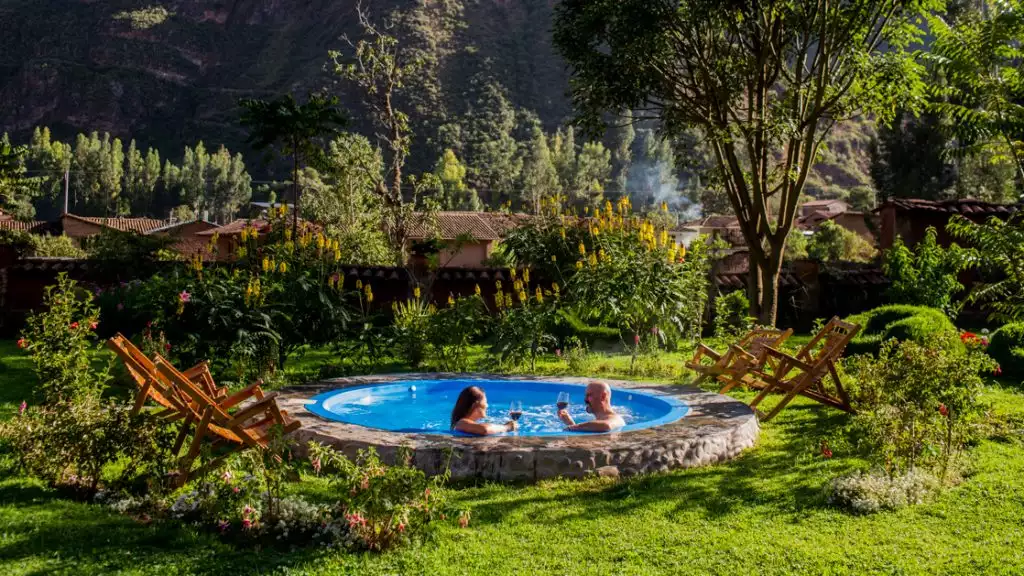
top-left (608, 111), bottom-right (635, 198)
top-left (332, 7), bottom-right (430, 263)
top-left (0, 134), bottom-right (39, 220)
top-left (206, 146), bottom-right (252, 222)
top-left (463, 80), bottom-right (522, 205)
top-left (239, 93), bottom-right (347, 236)
top-left (28, 127), bottom-right (71, 213)
top-left (433, 149), bottom-right (481, 210)
top-left (519, 128), bottom-right (561, 213)
top-left (870, 110), bottom-right (957, 200)
top-left (554, 0), bottom-right (937, 324)
top-left (574, 141), bottom-right (612, 208)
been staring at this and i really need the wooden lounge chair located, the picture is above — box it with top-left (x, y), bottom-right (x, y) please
top-left (107, 337), bottom-right (191, 421)
top-left (154, 355), bottom-right (301, 485)
top-left (744, 317), bottom-right (861, 422)
top-left (108, 333), bottom-right (226, 402)
top-left (686, 327), bottom-right (793, 389)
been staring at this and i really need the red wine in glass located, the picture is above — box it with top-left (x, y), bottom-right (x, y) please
top-left (509, 401), bottom-right (523, 422)
top-left (556, 392), bottom-right (570, 411)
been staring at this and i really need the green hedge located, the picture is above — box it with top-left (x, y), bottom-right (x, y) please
top-left (845, 305), bottom-right (961, 356)
top-left (989, 323), bottom-right (1024, 379)
top-left (552, 309), bottom-right (619, 345)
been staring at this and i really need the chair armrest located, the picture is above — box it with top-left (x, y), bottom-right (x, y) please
top-left (727, 345), bottom-right (760, 366)
top-left (688, 343), bottom-right (722, 366)
top-left (226, 393), bottom-right (281, 428)
top-left (762, 347), bottom-right (813, 372)
top-left (220, 381), bottom-right (265, 410)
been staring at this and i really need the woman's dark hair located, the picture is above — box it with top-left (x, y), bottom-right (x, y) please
top-left (451, 386), bottom-right (486, 429)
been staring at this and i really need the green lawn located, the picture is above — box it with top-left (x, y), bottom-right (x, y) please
top-left (1, 339), bottom-right (1024, 575)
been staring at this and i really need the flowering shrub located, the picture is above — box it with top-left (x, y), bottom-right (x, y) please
top-left (307, 443), bottom-right (463, 551)
top-left (883, 227), bottom-right (967, 314)
top-left (18, 273), bottom-right (102, 404)
top-left (826, 468), bottom-right (941, 514)
top-left (392, 288), bottom-right (433, 368)
top-left (1, 399), bottom-right (178, 497)
top-left (845, 335), bottom-right (996, 479)
top-left (489, 270), bottom-right (559, 370)
top-left (426, 293), bottom-right (486, 371)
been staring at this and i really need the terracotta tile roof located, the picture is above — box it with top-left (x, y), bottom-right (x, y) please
top-left (197, 219), bottom-right (267, 236)
top-left (408, 212), bottom-right (503, 241)
top-left (146, 219), bottom-right (220, 235)
top-left (684, 215), bottom-right (741, 229)
top-left (64, 213), bottom-right (167, 233)
top-left (0, 219), bottom-right (51, 233)
top-left (716, 271), bottom-right (801, 290)
top-left (477, 212), bottom-right (531, 236)
top-left (822, 267), bottom-right (889, 286)
top-left (802, 199), bottom-right (849, 208)
top-left (877, 198), bottom-right (1022, 217)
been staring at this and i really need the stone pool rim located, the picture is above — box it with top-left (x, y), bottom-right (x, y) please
top-left (302, 378), bottom-right (691, 435)
top-left (278, 373), bottom-right (760, 481)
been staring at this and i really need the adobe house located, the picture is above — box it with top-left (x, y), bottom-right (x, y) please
top-left (60, 213), bottom-right (167, 245)
top-left (876, 198), bottom-right (1022, 249)
top-left (796, 199), bottom-right (878, 243)
top-left (146, 219), bottom-right (221, 260)
top-left (407, 212), bottom-right (530, 268)
top-left (682, 215), bottom-right (747, 248)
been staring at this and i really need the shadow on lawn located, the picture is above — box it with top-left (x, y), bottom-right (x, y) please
top-left (465, 402), bottom-right (853, 527)
top-left (0, 480), bottom-right (329, 576)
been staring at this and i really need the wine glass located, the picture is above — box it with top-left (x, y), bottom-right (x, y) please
top-left (509, 400), bottom-right (523, 422)
top-left (556, 392), bottom-right (570, 412)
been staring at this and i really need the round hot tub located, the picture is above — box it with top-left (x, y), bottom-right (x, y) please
top-left (280, 374), bottom-right (759, 482)
top-left (306, 378), bottom-right (689, 436)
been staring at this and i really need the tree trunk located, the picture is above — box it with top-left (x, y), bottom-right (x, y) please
top-left (291, 144), bottom-right (299, 239)
top-left (746, 243), bottom-right (784, 327)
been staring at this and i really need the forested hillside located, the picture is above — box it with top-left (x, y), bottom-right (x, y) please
top-left (0, 0), bottom-right (880, 219)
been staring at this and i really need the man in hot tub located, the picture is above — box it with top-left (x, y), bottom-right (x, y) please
top-left (558, 380), bottom-right (625, 432)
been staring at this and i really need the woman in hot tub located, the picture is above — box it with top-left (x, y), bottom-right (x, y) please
top-left (450, 386), bottom-right (517, 435)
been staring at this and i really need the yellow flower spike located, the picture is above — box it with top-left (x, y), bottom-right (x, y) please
top-left (535, 286), bottom-right (543, 304)
top-left (522, 268), bottom-right (530, 284)
top-left (413, 286), bottom-right (421, 299)
top-left (494, 294), bottom-right (504, 310)
top-left (356, 279), bottom-right (363, 290)
top-left (285, 240), bottom-right (294, 252)
top-left (599, 248), bottom-right (606, 261)
top-left (505, 293), bottom-right (514, 308)
top-left (279, 262), bottom-right (287, 274)
top-left (514, 280), bottom-right (523, 292)
top-left (496, 280), bottom-right (503, 290)
top-left (584, 206), bottom-right (590, 215)
top-left (428, 303), bottom-right (437, 314)
top-left (285, 228), bottom-right (292, 241)
top-left (474, 284), bottom-right (482, 296)
top-left (551, 255), bottom-right (557, 263)
top-left (366, 290), bottom-right (374, 304)
top-left (578, 242), bottom-right (586, 256)
top-left (509, 268), bottom-right (517, 280)
top-left (552, 282), bottom-right (560, 293)
top-left (518, 290), bottom-right (527, 303)
top-left (576, 260), bottom-right (583, 270)
top-left (588, 253), bottom-right (598, 267)
top-left (661, 201), bottom-right (668, 212)
top-left (448, 295), bottom-right (455, 306)
top-left (560, 228), bottom-right (566, 240)
top-left (262, 257), bottom-right (270, 272)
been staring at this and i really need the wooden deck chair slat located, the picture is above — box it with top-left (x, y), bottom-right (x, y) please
top-left (686, 328), bottom-right (793, 389)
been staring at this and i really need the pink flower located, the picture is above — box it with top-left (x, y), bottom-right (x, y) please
top-left (16, 338), bottom-right (26, 349)
top-left (361, 476), bottom-right (370, 490)
top-left (19, 401), bottom-right (26, 416)
top-left (633, 334), bottom-right (641, 345)
top-left (397, 522), bottom-right (406, 533)
top-left (995, 365), bottom-right (1003, 376)
top-left (311, 457), bottom-right (322, 474)
top-left (458, 514), bottom-right (470, 528)
top-left (116, 303), bottom-right (124, 311)
top-left (981, 337), bottom-right (989, 347)
top-left (232, 486), bottom-right (240, 494)
top-left (89, 321), bottom-right (98, 330)
top-left (821, 442), bottom-right (833, 459)
top-left (555, 348), bottom-right (562, 357)
top-left (242, 504), bottom-right (253, 517)
top-left (424, 488), bottom-right (431, 500)
top-left (650, 326), bottom-right (659, 335)
top-left (221, 470), bottom-right (233, 482)
top-left (241, 518), bottom-right (252, 530)
top-left (164, 343), bottom-right (171, 352)
top-left (179, 290), bottom-right (191, 303)
top-left (69, 322), bottom-right (79, 330)
top-left (146, 321), bottom-right (152, 328)
top-left (217, 519), bottom-right (230, 533)
top-left (939, 403), bottom-right (949, 417)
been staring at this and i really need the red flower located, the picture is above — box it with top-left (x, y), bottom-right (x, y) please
top-left (633, 334), bottom-right (641, 345)
top-left (89, 321), bottom-right (98, 330)
top-left (19, 401), bottom-right (26, 416)
top-left (164, 343), bottom-right (171, 352)
top-left (939, 403), bottom-right (949, 417)
top-left (960, 331), bottom-right (977, 342)
top-left (397, 522), bottom-right (406, 533)
top-left (69, 322), bottom-right (79, 330)
top-left (16, 338), bottom-right (26, 349)
top-left (820, 442), bottom-right (833, 459)
top-left (179, 290), bottom-right (191, 303)
top-left (994, 365), bottom-right (1003, 376)
top-left (981, 337), bottom-right (989, 347)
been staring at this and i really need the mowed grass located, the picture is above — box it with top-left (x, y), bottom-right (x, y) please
top-left (1, 339), bottom-right (1024, 575)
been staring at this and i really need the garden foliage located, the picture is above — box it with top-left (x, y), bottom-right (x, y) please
top-left (948, 214), bottom-right (1024, 322)
top-left (713, 290), bottom-right (752, 338)
top-left (987, 322), bottom-right (1024, 379)
top-left (845, 304), bottom-right (961, 356)
top-left (882, 227), bottom-right (967, 314)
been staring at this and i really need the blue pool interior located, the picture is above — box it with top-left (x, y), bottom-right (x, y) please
top-left (305, 379), bottom-right (688, 436)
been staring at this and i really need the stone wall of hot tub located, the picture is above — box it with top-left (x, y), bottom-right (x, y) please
top-left (277, 374), bottom-right (760, 481)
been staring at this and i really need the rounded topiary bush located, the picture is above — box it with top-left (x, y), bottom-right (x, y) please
top-left (845, 305), bottom-right (961, 356)
top-left (989, 323), bottom-right (1024, 379)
